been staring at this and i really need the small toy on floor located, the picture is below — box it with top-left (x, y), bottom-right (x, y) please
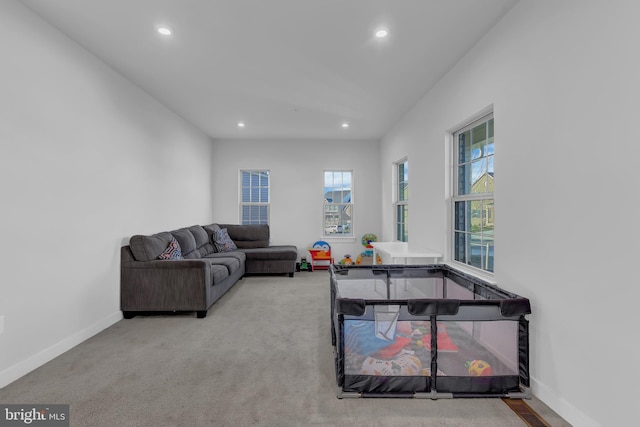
top-left (297, 257), bottom-right (311, 272)
top-left (355, 233), bottom-right (382, 265)
top-left (340, 255), bottom-right (353, 265)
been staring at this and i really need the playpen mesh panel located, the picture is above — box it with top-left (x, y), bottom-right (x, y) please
top-left (336, 277), bottom-right (443, 300)
top-left (343, 319), bottom-right (430, 377)
top-left (342, 318), bottom-right (519, 378)
top-left (435, 320), bottom-right (519, 377)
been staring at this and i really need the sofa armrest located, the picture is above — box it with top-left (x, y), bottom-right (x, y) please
top-left (120, 258), bottom-right (212, 312)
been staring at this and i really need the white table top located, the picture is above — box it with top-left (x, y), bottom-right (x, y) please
top-left (370, 241), bottom-right (442, 259)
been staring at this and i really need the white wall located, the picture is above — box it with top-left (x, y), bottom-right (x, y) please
top-left (211, 139), bottom-right (381, 263)
top-left (0, 0), bottom-right (214, 387)
top-left (4, 1), bottom-right (638, 425)
top-left (380, 1), bottom-right (639, 426)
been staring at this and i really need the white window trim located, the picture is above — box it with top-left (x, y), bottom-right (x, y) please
top-left (449, 111), bottom-right (494, 275)
top-left (239, 169), bottom-right (270, 225)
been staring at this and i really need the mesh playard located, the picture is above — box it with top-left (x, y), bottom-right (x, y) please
top-left (330, 265), bottom-right (531, 398)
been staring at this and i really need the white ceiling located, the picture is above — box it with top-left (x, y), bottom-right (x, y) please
top-left (20, 0), bottom-right (519, 140)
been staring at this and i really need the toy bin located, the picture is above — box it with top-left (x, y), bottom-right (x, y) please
top-left (330, 264), bottom-right (530, 398)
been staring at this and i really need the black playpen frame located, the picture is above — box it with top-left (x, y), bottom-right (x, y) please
top-left (330, 264), bottom-right (531, 399)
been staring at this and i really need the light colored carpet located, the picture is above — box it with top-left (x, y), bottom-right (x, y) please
top-left (0, 272), bottom-right (570, 426)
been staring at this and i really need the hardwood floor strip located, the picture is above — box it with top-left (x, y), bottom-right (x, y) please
top-left (502, 398), bottom-right (552, 427)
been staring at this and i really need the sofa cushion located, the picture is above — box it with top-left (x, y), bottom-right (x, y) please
top-left (184, 245), bottom-right (214, 259)
top-left (218, 224), bottom-right (269, 249)
top-left (203, 251), bottom-right (247, 264)
top-left (210, 264), bottom-right (230, 284)
top-left (179, 226), bottom-right (216, 259)
top-left (189, 225), bottom-right (209, 248)
top-left (214, 228), bottom-right (238, 252)
top-left (240, 245), bottom-right (298, 261)
top-left (158, 237), bottom-right (184, 260)
top-left (171, 228), bottom-right (197, 256)
top-left (202, 224), bottom-right (221, 242)
top-left (206, 257), bottom-right (241, 276)
top-left (129, 232), bottom-right (174, 262)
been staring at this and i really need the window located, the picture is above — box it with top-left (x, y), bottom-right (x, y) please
top-left (323, 170), bottom-right (353, 237)
top-left (240, 170), bottom-right (269, 224)
top-left (452, 114), bottom-right (494, 272)
top-left (395, 159), bottom-right (408, 242)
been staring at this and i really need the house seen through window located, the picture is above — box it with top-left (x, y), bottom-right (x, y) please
top-left (452, 114), bottom-right (494, 272)
top-left (323, 170), bottom-right (353, 237)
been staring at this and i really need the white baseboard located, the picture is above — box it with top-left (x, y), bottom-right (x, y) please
top-left (0, 311), bottom-right (122, 388)
top-left (531, 376), bottom-right (598, 427)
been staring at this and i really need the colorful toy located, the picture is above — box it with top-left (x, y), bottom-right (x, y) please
top-left (340, 254), bottom-right (353, 266)
top-left (362, 233), bottom-right (377, 247)
top-left (466, 360), bottom-right (492, 376)
top-left (299, 257), bottom-right (310, 272)
top-left (355, 233), bottom-right (382, 265)
top-left (421, 322), bottom-right (459, 352)
top-left (356, 253), bottom-right (383, 265)
top-left (360, 351), bottom-right (422, 376)
top-left (308, 240), bottom-right (334, 271)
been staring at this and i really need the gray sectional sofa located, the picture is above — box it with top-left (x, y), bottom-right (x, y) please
top-left (120, 223), bottom-right (297, 318)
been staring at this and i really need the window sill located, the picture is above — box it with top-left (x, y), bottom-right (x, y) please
top-left (444, 261), bottom-right (497, 285)
top-left (322, 236), bottom-right (356, 243)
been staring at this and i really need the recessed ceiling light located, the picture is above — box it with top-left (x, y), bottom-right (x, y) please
top-left (375, 28), bottom-right (389, 38)
top-left (341, 122), bottom-right (349, 128)
top-left (237, 122), bottom-right (246, 128)
top-left (157, 26), bottom-right (173, 36)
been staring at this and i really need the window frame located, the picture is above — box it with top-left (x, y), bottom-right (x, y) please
top-left (239, 169), bottom-right (270, 225)
top-left (322, 170), bottom-right (354, 238)
top-left (451, 112), bottom-right (494, 273)
top-left (394, 157), bottom-right (408, 242)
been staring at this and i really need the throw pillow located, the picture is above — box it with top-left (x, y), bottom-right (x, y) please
top-left (214, 228), bottom-right (238, 252)
top-left (158, 237), bottom-right (183, 260)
